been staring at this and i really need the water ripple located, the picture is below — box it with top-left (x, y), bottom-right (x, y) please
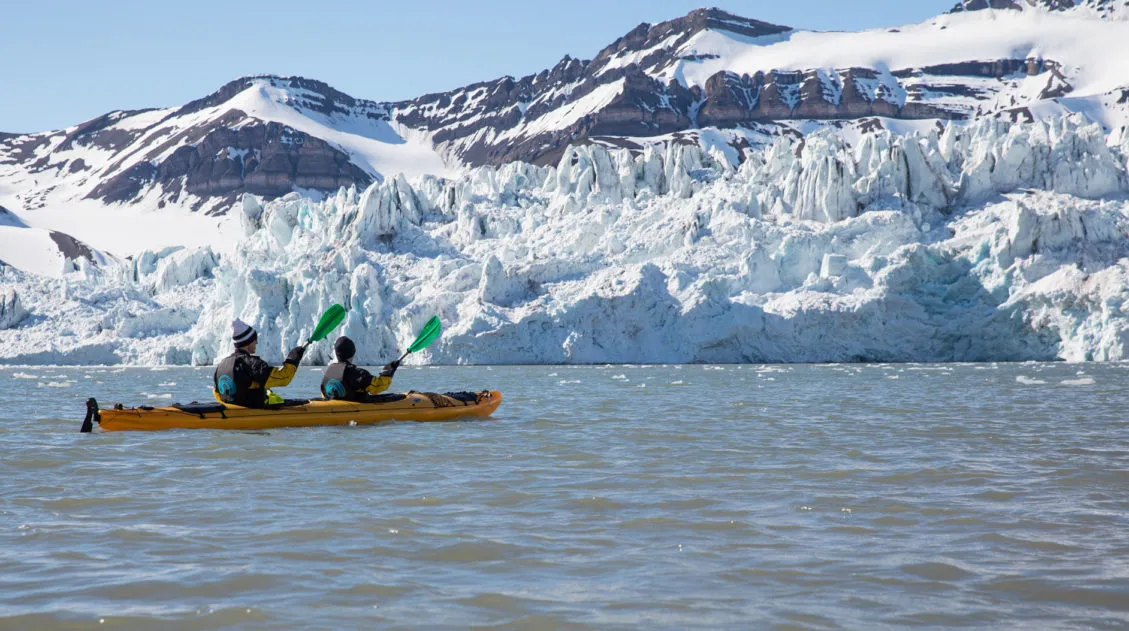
top-left (1, 363), bottom-right (1127, 628)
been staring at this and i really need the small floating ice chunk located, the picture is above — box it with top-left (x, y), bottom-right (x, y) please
top-left (12, 372), bottom-right (38, 379)
top-left (1016, 376), bottom-right (1047, 385)
top-left (670, 380), bottom-right (684, 385)
top-left (1061, 377), bottom-right (1095, 386)
top-left (39, 381), bottom-right (73, 388)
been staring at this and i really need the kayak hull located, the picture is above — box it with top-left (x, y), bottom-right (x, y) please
top-left (88, 391), bottom-right (502, 432)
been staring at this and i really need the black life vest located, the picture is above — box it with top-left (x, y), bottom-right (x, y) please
top-left (214, 350), bottom-right (268, 408)
top-left (321, 362), bottom-right (352, 400)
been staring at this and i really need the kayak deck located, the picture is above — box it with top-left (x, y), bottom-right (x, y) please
top-left (82, 391), bottom-right (502, 432)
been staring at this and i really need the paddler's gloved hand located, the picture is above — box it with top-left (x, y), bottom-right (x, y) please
top-left (285, 345), bottom-right (306, 366)
top-left (380, 360), bottom-right (400, 378)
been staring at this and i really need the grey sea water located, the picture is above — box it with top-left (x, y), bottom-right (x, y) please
top-left (1, 363), bottom-right (1127, 630)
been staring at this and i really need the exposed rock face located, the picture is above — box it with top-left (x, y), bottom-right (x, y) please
top-left (48, 231), bottom-right (98, 264)
top-left (56, 110), bottom-right (154, 154)
top-left (87, 115), bottom-right (373, 206)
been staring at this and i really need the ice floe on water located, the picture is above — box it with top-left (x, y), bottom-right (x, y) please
top-left (1060, 377), bottom-right (1096, 386)
top-left (1016, 376), bottom-right (1048, 385)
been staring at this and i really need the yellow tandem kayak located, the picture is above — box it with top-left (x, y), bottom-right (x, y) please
top-left (81, 391), bottom-right (502, 432)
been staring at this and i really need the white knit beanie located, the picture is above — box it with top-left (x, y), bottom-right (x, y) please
top-left (232, 318), bottom-right (257, 346)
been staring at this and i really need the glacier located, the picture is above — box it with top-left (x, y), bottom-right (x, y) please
top-left (2, 114), bottom-right (1129, 365)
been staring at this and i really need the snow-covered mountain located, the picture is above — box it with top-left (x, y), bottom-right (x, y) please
top-left (387, 5), bottom-right (1129, 168)
top-left (4, 5), bottom-right (1129, 365)
top-left (5, 4), bottom-right (1129, 241)
top-left (0, 77), bottom-right (449, 232)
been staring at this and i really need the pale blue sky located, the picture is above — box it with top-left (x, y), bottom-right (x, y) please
top-left (1, 0), bottom-right (952, 133)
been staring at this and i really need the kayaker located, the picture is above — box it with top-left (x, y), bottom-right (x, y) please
top-left (321, 336), bottom-right (400, 401)
top-left (213, 319), bottom-right (306, 407)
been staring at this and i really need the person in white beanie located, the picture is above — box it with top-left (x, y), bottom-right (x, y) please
top-left (213, 319), bottom-right (306, 407)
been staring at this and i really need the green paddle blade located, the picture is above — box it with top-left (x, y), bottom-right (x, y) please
top-left (308, 304), bottom-right (347, 344)
top-left (406, 316), bottom-right (442, 354)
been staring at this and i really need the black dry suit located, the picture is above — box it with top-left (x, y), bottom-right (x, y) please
top-left (321, 361), bottom-right (395, 402)
top-left (214, 348), bottom-right (301, 408)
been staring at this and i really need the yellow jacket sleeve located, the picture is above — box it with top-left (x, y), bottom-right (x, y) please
top-left (364, 376), bottom-right (392, 395)
top-left (263, 362), bottom-right (298, 389)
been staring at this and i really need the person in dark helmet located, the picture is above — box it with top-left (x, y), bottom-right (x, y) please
top-left (321, 336), bottom-right (400, 401)
top-left (213, 319), bottom-right (306, 408)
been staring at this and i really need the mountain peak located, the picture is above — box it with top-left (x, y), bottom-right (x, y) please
top-left (176, 75), bottom-right (372, 119)
top-left (681, 7), bottom-right (793, 37)
top-left (591, 7), bottom-right (790, 69)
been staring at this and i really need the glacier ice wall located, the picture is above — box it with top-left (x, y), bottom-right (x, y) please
top-left (3, 114), bottom-right (1129, 365)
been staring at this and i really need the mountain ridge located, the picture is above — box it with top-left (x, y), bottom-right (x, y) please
top-left (2, 4), bottom-right (1129, 251)
top-left (950, 0), bottom-right (1129, 16)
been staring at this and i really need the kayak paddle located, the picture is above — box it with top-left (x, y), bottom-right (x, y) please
top-left (397, 316), bottom-right (442, 362)
top-left (304, 304), bottom-right (347, 350)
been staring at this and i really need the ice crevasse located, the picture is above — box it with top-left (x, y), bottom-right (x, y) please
top-left (3, 113), bottom-right (1129, 365)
